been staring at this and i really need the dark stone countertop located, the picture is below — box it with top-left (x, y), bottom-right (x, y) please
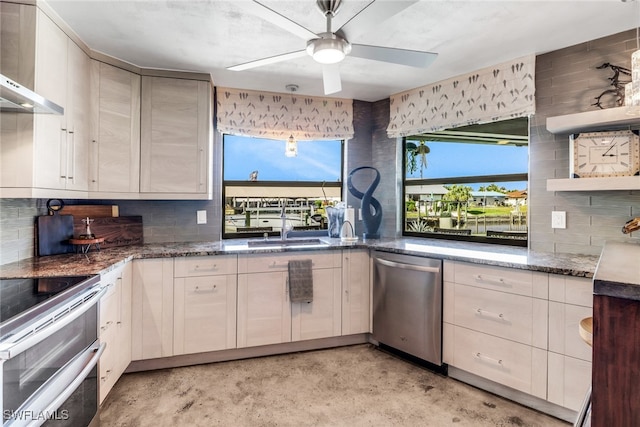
top-left (0, 237), bottom-right (600, 279)
top-left (593, 241), bottom-right (640, 301)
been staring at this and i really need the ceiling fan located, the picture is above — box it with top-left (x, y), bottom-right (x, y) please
top-left (228, 0), bottom-right (438, 95)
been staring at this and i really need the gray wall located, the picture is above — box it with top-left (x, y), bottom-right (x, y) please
top-left (529, 29), bottom-right (640, 255)
top-left (3, 29), bottom-right (640, 264)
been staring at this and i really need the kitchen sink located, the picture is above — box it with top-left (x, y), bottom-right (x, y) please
top-left (246, 238), bottom-right (330, 248)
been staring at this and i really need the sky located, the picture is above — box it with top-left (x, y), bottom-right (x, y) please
top-left (223, 135), bottom-right (342, 182)
top-left (223, 135), bottom-right (528, 191)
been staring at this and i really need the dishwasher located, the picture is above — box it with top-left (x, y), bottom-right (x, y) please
top-left (372, 251), bottom-right (443, 368)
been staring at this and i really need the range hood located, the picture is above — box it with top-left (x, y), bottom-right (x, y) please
top-left (0, 74), bottom-right (63, 115)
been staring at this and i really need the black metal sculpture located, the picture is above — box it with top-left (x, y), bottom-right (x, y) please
top-left (347, 166), bottom-right (382, 239)
top-left (592, 62), bottom-right (631, 109)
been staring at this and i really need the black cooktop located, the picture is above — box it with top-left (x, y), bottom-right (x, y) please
top-left (0, 275), bottom-right (94, 325)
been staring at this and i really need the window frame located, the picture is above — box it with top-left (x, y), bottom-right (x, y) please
top-left (221, 134), bottom-right (345, 240)
top-left (401, 137), bottom-right (529, 247)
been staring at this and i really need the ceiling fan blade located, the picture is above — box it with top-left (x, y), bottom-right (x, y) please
top-left (350, 44), bottom-right (437, 68)
top-left (322, 64), bottom-right (342, 95)
top-left (228, 50), bottom-right (307, 71)
top-left (336, 0), bottom-right (419, 41)
top-left (237, 1), bottom-right (318, 41)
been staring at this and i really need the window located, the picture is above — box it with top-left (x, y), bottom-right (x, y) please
top-left (403, 117), bottom-right (529, 246)
top-left (223, 135), bottom-right (343, 238)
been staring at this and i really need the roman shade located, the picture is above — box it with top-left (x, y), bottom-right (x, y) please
top-left (216, 87), bottom-right (354, 141)
top-left (387, 54), bottom-right (536, 137)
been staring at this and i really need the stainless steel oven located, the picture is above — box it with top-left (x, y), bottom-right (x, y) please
top-left (0, 275), bottom-right (106, 427)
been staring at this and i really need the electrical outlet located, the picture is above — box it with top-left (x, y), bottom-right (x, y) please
top-left (551, 211), bottom-right (566, 229)
top-left (196, 210), bottom-right (207, 225)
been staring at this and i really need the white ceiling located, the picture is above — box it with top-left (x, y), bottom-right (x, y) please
top-left (47, 0), bottom-right (639, 102)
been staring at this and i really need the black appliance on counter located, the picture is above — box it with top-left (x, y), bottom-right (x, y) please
top-left (0, 275), bottom-right (106, 427)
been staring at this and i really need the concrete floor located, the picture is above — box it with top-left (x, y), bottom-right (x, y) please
top-left (99, 344), bottom-right (570, 427)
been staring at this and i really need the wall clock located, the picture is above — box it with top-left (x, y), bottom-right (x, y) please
top-left (570, 130), bottom-right (640, 178)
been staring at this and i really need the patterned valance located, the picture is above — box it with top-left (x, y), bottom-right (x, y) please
top-left (216, 87), bottom-right (354, 141)
top-left (387, 55), bottom-right (536, 138)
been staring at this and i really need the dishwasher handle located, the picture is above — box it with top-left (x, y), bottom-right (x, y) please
top-left (374, 257), bottom-right (441, 274)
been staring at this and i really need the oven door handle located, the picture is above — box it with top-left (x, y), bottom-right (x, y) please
top-left (4, 341), bottom-right (105, 427)
top-left (0, 284), bottom-right (108, 360)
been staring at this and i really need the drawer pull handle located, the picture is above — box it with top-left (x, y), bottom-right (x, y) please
top-left (474, 274), bottom-right (508, 286)
top-left (474, 352), bottom-right (504, 367)
top-left (194, 285), bottom-right (217, 293)
top-left (475, 308), bottom-right (506, 321)
top-left (100, 321), bottom-right (114, 331)
top-left (194, 264), bottom-right (217, 270)
top-left (270, 262), bottom-right (315, 269)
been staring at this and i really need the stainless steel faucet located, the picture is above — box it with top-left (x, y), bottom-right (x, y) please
top-left (280, 205), bottom-right (290, 240)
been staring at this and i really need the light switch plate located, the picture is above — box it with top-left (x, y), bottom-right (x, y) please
top-left (551, 211), bottom-right (566, 229)
top-left (197, 210), bottom-right (207, 225)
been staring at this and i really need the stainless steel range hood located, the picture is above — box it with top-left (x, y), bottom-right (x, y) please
top-left (0, 74), bottom-right (64, 115)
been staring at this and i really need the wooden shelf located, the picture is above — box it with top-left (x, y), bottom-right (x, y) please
top-left (546, 106), bottom-right (640, 134)
top-left (547, 176), bottom-right (640, 191)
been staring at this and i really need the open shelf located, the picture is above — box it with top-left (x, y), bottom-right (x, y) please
top-left (547, 176), bottom-right (640, 192)
top-left (546, 107), bottom-right (640, 134)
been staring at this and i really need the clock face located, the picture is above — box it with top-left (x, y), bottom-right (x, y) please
top-left (571, 130), bottom-right (640, 178)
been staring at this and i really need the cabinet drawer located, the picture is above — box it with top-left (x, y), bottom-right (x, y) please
top-left (99, 288), bottom-right (119, 336)
top-left (453, 284), bottom-right (547, 348)
top-left (100, 267), bottom-right (121, 300)
top-left (450, 326), bottom-right (546, 397)
top-left (453, 262), bottom-right (538, 297)
top-left (238, 251), bottom-right (341, 273)
top-left (549, 275), bottom-right (593, 307)
top-left (174, 255), bottom-right (237, 277)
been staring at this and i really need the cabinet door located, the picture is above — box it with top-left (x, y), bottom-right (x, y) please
top-left (341, 249), bottom-right (371, 335)
top-left (140, 76), bottom-right (210, 195)
top-left (237, 272), bottom-right (291, 348)
top-left (547, 352), bottom-right (591, 411)
top-left (131, 259), bottom-right (174, 360)
top-left (33, 9), bottom-right (67, 189)
top-left (291, 267), bottom-right (342, 341)
top-left (90, 60), bottom-right (141, 193)
top-left (64, 39), bottom-right (89, 191)
top-left (98, 266), bottom-right (122, 403)
top-left (116, 261), bottom-right (133, 375)
top-left (174, 275), bottom-right (237, 355)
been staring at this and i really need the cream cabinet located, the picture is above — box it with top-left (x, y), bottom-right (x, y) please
top-left (98, 261), bottom-right (132, 403)
top-left (140, 76), bottom-right (211, 198)
top-left (547, 275), bottom-right (593, 411)
top-left (89, 60), bottom-right (141, 195)
top-left (341, 249), bottom-right (371, 335)
top-left (0, 5), bottom-right (89, 197)
top-left (131, 258), bottom-right (174, 360)
top-left (237, 251), bottom-right (342, 348)
top-left (443, 260), bottom-right (549, 399)
top-left (173, 256), bottom-right (237, 355)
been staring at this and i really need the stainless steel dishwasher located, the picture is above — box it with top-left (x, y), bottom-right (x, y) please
top-left (372, 251), bottom-right (443, 367)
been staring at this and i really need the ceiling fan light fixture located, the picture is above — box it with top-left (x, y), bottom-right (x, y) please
top-left (307, 36), bottom-right (351, 64)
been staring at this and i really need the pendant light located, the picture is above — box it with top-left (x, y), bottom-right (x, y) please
top-left (285, 134), bottom-right (298, 157)
top-left (284, 84), bottom-right (298, 157)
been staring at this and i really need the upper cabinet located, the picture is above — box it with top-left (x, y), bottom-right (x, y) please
top-left (140, 76), bottom-right (212, 199)
top-left (0, 4), bottom-right (90, 197)
top-left (89, 60), bottom-right (141, 196)
top-left (0, 3), bottom-right (213, 200)
top-left (546, 108), bottom-right (640, 192)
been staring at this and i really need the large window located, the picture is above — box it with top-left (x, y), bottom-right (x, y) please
top-left (223, 135), bottom-right (343, 238)
top-left (403, 117), bottom-right (529, 246)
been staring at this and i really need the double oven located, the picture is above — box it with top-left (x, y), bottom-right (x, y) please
top-left (0, 275), bottom-right (106, 427)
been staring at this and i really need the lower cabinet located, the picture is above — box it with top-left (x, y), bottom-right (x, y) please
top-left (237, 251), bottom-right (343, 348)
top-left (173, 256), bottom-right (237, 355)
top-left (547, 275), bottom-right (593, 411)
top-left (98, 261), bottom-right (132, 403)
top-left (131, 258), bottom-right (174, 360)
top-left (341, 249), bottom-right (371, 335)
top-left (443, 260), bottom-right (594, 415)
